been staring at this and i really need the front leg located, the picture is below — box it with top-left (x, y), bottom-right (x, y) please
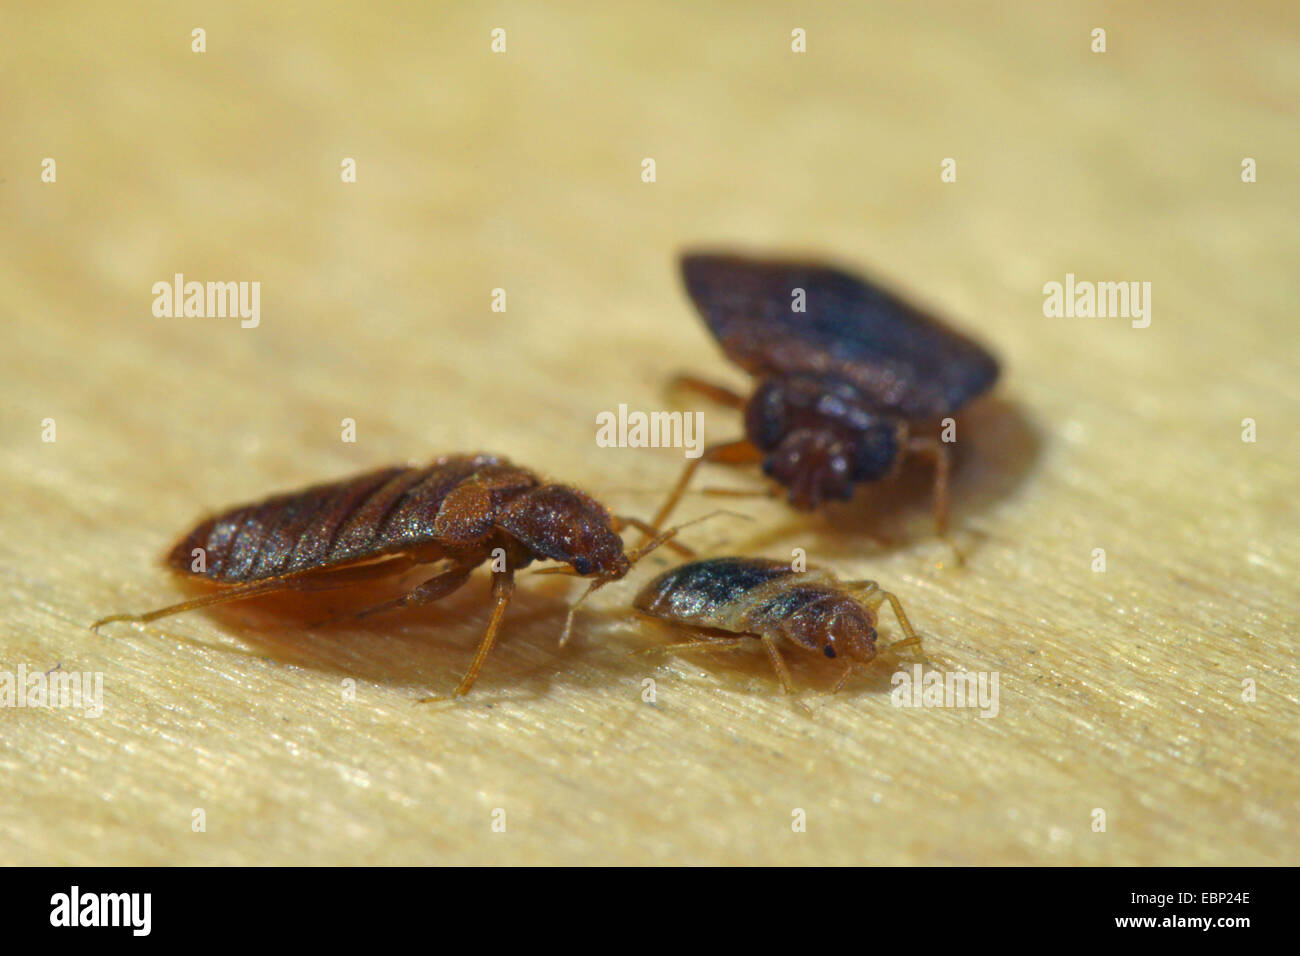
top-left (668, 374), bottom-right (748, 410)
top-left (645, 438), bottom-right (763, 535)
top-left (843, 580), bottom-right (922, 651)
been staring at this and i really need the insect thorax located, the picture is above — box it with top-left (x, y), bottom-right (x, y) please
top-left (742, 585), bottom-right (876, 659)
top-left (743, 374), bottom-right (900, 506)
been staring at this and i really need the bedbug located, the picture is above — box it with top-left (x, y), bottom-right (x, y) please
top-left (648, 252), bottom-right (1001, 535)
top-left (633, 557), bottom-right (921, 694)
top-left (91, 453), bottom-right (690, 696)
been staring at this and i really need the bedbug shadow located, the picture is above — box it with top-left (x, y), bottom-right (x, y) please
top-left (135, 571), bottom-right (953, 708)
top-left (154, 569), bottom-right (602, 702)
top-left (682, 395), bottom-right (1042, 561)
top-left (615, 615), bottom-right (942, 702)
top-left (819, 396), bottom-right (1041, 551)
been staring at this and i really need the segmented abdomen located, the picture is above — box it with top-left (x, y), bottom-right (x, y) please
top-left (633, 557), bottom-right (794, 630)
top-left (165, 454), bottom-right (523, 583)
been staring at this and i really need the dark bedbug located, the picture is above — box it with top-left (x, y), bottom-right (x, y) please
top-left (648, 252), bottom-right (1001, 534)
top-left (91, 453), bottom-right (688, 696)
top-left (633, 556), bottom-right (921, 694)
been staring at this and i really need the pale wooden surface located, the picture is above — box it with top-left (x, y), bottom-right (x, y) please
top-left (3, 1), bottom-right (1297, 865)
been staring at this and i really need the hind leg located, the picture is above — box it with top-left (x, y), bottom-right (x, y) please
top-left (636, 635), bottom-right (754, 656)
top-left (350, 561), bottom-right (477, 621)
top-left (91, 554), bottom-right (425, 631)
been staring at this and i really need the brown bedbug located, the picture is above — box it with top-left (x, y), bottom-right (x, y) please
top-left (91, 453), bottom-right (692, 696)
top-left (648, 252), bottom-right (1001, 535)
top-left (633, 556), bottom-right (921, 694)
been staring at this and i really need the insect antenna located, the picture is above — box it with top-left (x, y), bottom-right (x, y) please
top-left (558, 509), bottom-right (747, 647)
top-left (831, 663), bottom-right (858, 695)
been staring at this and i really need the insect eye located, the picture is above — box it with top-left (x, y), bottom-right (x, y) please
top-left (571, 557), bottom-right (593, 575)
top-left (823, 645), bottom-right (836, 659)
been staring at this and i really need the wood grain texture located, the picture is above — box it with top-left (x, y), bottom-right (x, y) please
top-left (3, 1), bottom-right (1296, 865)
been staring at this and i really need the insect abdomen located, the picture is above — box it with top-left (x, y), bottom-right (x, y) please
top-left (737, 584), bottom-right (843, 635)
top-left (166, 455), bottom-right (510, 583)
top-left (634, 557), bottom-right (800, 630)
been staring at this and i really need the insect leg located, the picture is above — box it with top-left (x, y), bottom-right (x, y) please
top-left (90, 555), bottom-right (424, 631)
top-left (635, 636), bottom-right (754, 656)
top-left (830, 663), bottom-right (858, 694)
top-left (452, 569), bottom-right (516, 696)
top-left (904, 436), bottom-right (952, 536)
top-left (645, 439), bottom-right (761, 536)
top-left (668, 374), bottom-right (748, 409)
top-left (843, 581), bottom-right (922, 650)
top-left (91, 581), bottom-right (298, 630)
top-left (697, 485), bottom-right (780, 501)
top-left (560, 510), bottom-right (747, 648)
top-left (760, 635), bottom-right (814, 712)
top-left (610, 515), bottom-right (695, 558)
top-left (759, 634), bottom-right (797, 694)
top-left (351, 561), bottom-right (477, 620)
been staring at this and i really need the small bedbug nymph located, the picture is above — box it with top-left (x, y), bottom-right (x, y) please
top-left (648, 252), bottom-right (1001, 535)
top-left (92, 453), bottom-right (686, 696)
top-left (633, 557), bottom-right (921, 694)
